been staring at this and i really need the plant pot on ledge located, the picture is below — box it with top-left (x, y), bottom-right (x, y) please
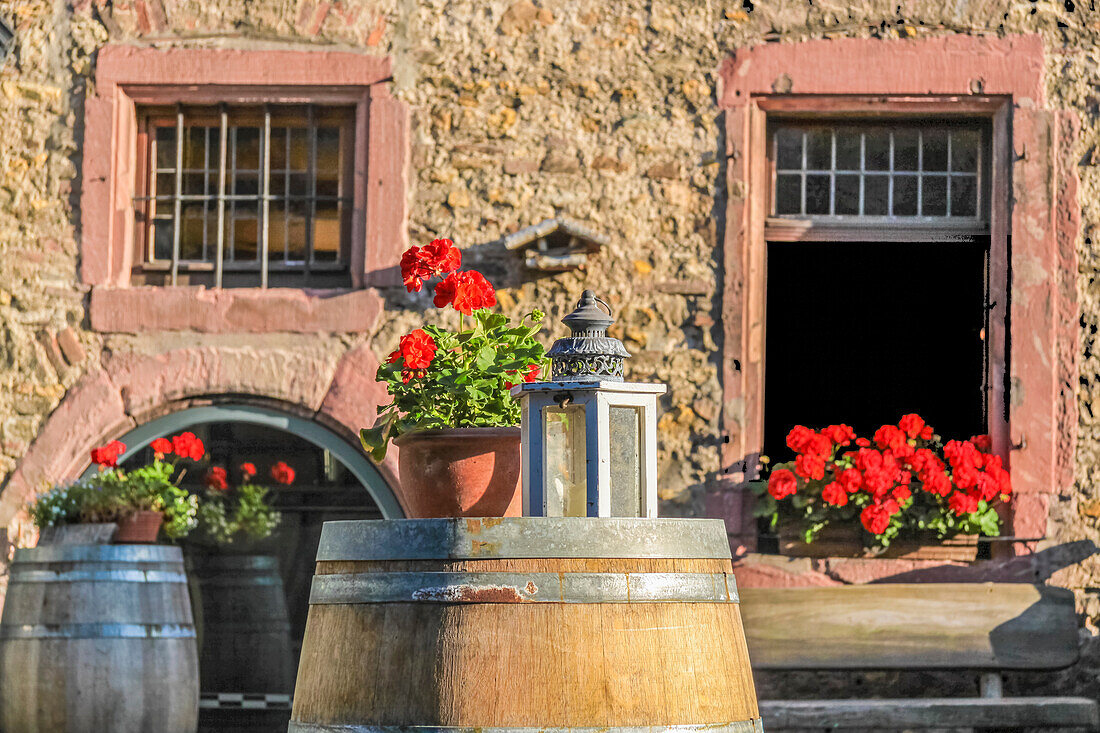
top-left (114, 510), bottom-right (164, 544)
top-left (394, 427), bottom-right (522, 518)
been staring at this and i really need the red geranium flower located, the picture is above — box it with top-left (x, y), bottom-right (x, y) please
top-left (271, 461), bottom-right (295, 485)
top-left (948, 490), bottom-right (980, 516)
top-left (794, 453), bottom-right (826, 481)
top-left (150, 437), bottom-right (172, 458)
top-left (400, 239), bottom-right (463, 293)
top-left (970, 434), bottom-right (993, 452)
top-left (837, 467), bottom-right (862, 493)
top-left (240, 462), bottom-right (257, 480)
top-left (433, 270), bottom-right (497, 315)
top-left (821, 424), bottom-right (856, 447)
top-left (397, 329), bottom-right (437, 370)
top-left (821, 481), bottom-right (848, 507)
top-left (90, 440), bottom-right (126, 468)
top-left (860, 503), bottom-right (892, 535)
top-left (785, 425), bottom-right (815, 453)
top-left (898, 414), bottom-right (928, 440)
top-left (767, 468), bottom-right (798, 500)
top-left (171, 432), bottom-right (205, 461)
top-left (205, 466), bottom-right (229, 491)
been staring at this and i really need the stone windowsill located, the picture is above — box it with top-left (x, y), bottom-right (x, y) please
top-left (88, 285), bottom-right (383, 334)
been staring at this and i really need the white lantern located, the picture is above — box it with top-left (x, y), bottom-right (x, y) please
top-left (513, 291), bottom-right (666, 517)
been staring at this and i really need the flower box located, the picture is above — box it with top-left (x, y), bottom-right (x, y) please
top-left (778, 523), bottom-right (979, 562)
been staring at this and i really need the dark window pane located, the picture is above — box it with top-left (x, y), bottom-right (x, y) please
top-left (775, 174), bottom-right (801, 214)
top-left (922, 175), bottom-right (947, 216)
top-left (865, 131), bottom-right (890, 170)
top-left (156, 172), bottom-right (175, 197)
top-left (183, 172), bottom-right (205, 197)
top-left (835, 174), bottom-right (860, 215)
top-left (893, 130), bottom-right (919, 171)
top-left (181, 207), bottom-right (205, 260)
top-left (270, 173), bottom-right (287, 198)
top-left (155, 127), bottom-right (176, 169)
top-left (290, 128), bottom-right (310, 171)
top-left (316, 128), bottom-right (341, 174)
top-left (806, 130), bottom-right (832, 170)
top-left (287, 202), bottom-right (308, 261)
top-left (314, 200), bottom-right (342, 262)
top-left (316, 178), bottom-right (340, 198)
top-left (952, 131), bottom-right (979, 172)
top-left (230, 202), bottom-right (258, 261)
top-left (289, 172), bottom-right (310, 197)
top-left (270, 127), bottom-right (287, 171)
top-left (234, 127), bottom-right (261, 170)
top-left (153, 219), bottom-right (173, 260)
top-left (234, 173), bottom-right (259, 198)
top-left (185, 126), bottom-right (207, 170)
top-left (923, 130), bottom-right (949, 171)
top-left (951, 176), bottom-right (977, 217)
top-left (836, 131), bottom-right (861, 170)
top-left (775, 128), bottom-right (802, 169)
top-left (805, 174), bottom-right (830, 215)
top-left (864, 174), bottom-right (888, 215)
top-left (893, 175), bottom-right (918, 216)
top-left (268, 201), bottom-right (286, 262)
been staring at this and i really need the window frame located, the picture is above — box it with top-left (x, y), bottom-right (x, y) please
top-left (133, 104), bottom-right (358, 286)
top-left (81, 46), bottom-right (408, 296)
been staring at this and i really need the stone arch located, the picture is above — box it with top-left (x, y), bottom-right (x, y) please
top-left (1, 343), bottom-right (403, 533)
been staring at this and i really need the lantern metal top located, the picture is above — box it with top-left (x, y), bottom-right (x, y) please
top-left (546, 290), bottom-right (631, 383)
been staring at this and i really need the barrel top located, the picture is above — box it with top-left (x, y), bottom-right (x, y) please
top-left (316, 518), bottom-right (732, 561)
top-left (13, 543), bottom-right (184, 563)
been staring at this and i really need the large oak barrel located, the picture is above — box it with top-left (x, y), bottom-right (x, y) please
top-left (290, 517), bottom-right (762, 732)
top-left (0, 544), bottom-right (199, 733)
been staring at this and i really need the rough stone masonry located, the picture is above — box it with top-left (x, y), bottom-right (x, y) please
top-left (2, 0), bottom-right (1100, 703)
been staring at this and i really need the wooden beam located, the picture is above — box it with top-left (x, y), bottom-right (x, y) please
top-left (741, 583), bottom-right (1079, 670)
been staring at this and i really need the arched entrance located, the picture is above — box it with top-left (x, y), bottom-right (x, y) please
top-left (98, 403), bottom-right (403, 732)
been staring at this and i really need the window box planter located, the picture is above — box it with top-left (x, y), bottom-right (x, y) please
top-left (778, 523), bottom-right (979, 562)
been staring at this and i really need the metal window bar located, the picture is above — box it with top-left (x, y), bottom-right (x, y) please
top-left (305, 104), bottom-right (318, 282)
top-left (261, 106), bottom-right (271, 289)
top-left (170, 107), bottom-right (184, 285)
top-left (215, 105), bottom-right (228, 288)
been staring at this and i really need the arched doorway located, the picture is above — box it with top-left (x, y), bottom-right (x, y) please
top-left (96, 403), bottom-right (403, 732)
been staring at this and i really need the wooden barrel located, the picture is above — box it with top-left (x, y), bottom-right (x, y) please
top-left (0, 544), bottom-right (199, 733)
top-left (186, 553), bottom-right (295, 695)
top-left (290, 517), bottom-right (761, 732)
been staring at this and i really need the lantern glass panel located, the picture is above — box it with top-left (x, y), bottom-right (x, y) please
top-left (609, 406), bottom-right (643, 517)
top-left (543, 404), bottom-right (587, 517)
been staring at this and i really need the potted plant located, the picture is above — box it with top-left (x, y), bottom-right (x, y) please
top-left (752, 414), bottom-right (1012, 561)
top-left (193, 460), bottom-right (286, 548)
top-left (360, 238), bottom-right (547, 517)
top-left (29, 434), bottom-right (202, 544)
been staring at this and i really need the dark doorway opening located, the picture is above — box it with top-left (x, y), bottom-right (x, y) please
top-left (763, 239), bottom-right (989, 459)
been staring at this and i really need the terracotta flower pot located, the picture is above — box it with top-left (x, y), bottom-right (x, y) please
top-left (113, 510), bottom-right (164, 544)
top-left (394, 427), bottom-right (521, 518)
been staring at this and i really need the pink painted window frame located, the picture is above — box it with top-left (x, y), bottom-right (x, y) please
top-left (81, 45), bottom-right (408, 291)
top-left (717, 34), bottom-right (1078, 555)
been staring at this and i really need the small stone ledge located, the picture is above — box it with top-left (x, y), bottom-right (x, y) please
top-left (89, 286), bottom-right (384, 334)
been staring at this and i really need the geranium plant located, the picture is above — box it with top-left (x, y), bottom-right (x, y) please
top-left (29, 433), bottom-right (203, 540)
top-left (752, 414), bottom-right (1012, 549)
top-left (360, 238), bottom-right (547, 461)
top-left (193, 460), bottom-right (289, 545)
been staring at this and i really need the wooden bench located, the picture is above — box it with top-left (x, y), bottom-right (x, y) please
top-left (740, 583), bottom-right (1100, 731)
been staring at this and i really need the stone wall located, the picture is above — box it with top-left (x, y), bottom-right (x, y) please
top-left (2, 0), bottom-right (1100, 701)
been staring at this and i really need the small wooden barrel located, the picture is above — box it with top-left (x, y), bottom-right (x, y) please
top-left (290, 518), bottom-right (762, 732)
top-left (0, 544), bottom-right (199, 733)
top-left (187, 553), bottom-right (295, 694)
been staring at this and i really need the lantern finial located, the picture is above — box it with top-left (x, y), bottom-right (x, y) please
top-left (546, 290), bottom-right (630, 382)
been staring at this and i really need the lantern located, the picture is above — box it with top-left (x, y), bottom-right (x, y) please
top-left (513, 290), bottom-right (666, 517)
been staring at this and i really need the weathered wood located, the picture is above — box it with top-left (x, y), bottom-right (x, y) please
top-left (291, 518), bottom-right (761, 730)
top-left (759, 697), bottom-right (1100, 729)
top-left (0, 544), bottom-right (199, 733)
top-left (37, 523), bottom-right (117, 545)
top-left (741, 583), bottom-right (1078, 670)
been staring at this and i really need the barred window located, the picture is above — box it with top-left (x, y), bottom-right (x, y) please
top-left (133, 104), bottom-right (354, 288)
top-left (771, 123), bottom-right (985, 223)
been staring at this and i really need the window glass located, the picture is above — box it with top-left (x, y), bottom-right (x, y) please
top-left (772, 123), bottom-right (984, 221)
